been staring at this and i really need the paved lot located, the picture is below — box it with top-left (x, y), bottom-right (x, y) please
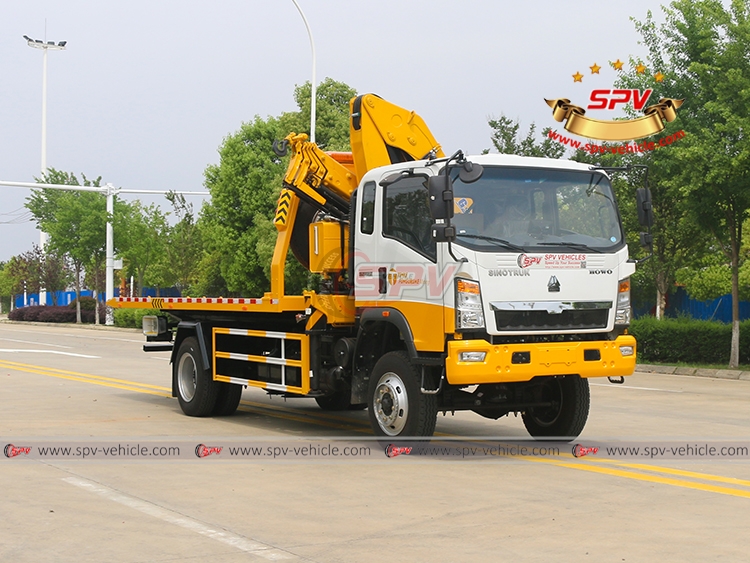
top-left (1, 322), bottom-right (749, 562)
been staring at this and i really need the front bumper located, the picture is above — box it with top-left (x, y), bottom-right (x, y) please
top-left (445, 335), bottom-right (636, 385)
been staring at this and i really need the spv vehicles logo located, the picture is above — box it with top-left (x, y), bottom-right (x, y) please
top-left (545, 58), bottom-right (684, 143)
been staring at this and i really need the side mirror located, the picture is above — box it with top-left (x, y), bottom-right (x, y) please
top-left (428, 175), bottom-right (454, 220)
top-left (636, 187), bottom-right (654, 227)
top-left (459, 161), bottom-right (484, 184)
top-left (431, 222), bottom-right (456, 243)
top-left (639, 232), bottom-right (653, 250)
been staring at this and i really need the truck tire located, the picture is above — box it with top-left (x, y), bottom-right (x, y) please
top-left (368, 351), bottom-right (437, 437)
top-left (212, 383), bottom-right (243, 416)
top-left (174, 336), bottom-right (218, 417)
top-left (522, 375), bottom-right (589, 440)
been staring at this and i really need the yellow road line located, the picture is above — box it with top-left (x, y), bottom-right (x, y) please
top-left (0, 359), bottom-right (170, 391)
top-left (4, 359), bottom-right (750, 499)
top-left (238, 403), bottom-right (370, 433)
top-left (524, 457), bottom-right (750, 500)
top-left (0, 360), bottom-right (171, 397)
top-left (601, 461), bottom-right (750, 488)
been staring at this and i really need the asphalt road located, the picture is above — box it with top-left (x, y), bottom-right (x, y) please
top-left (1, 322), bottom-right (749, 562)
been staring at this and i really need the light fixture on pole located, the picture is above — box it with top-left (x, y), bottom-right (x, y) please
top-left (290, 1), bottom-right (316, 144)
top-left (24, 34), bottom-right (66, 306)
top-left (23, 35), bottom-right (66, 179)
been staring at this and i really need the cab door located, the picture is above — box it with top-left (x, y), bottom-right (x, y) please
top-left (354, 173), bottom-right (446, 352)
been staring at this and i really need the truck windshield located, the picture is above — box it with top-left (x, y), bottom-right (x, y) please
top-left (450, 166), bottom-right (623, 253)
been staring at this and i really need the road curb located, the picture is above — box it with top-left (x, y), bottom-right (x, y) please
top-left (638, 363), bottom-right (749, 380)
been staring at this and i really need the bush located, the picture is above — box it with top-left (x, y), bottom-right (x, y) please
top-left (8, 304), bottom-right (104, 324)
top-left (630, 316), bottom-right (750, 365)
top-left (113, 308), bottom-right (167, 329)
top-left (68, 296), bottom-right (98, 311)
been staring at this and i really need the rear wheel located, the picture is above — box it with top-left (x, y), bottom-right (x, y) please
top-left (212, 383), bottom-right (242, 416)
top-left (175, 336), bottom-right (218, 417)
top-left (522, 375), bottom-right (589, 440)
top-left (367, 351), bottom-right (437, 437)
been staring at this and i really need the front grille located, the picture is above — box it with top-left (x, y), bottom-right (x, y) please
top-left (494, 309), bottom-right (609, 331)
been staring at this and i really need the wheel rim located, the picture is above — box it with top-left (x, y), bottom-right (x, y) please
top-left (528, 379), bottom-right (563, 427)
top-left (373, 372), bottom-right (409, 436)
top-left (178, 353), bottom-right (197, 402)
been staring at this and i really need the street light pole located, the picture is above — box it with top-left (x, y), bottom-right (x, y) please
top-left (105, 184), bottom-right (116, 325)
top-left (24, 34), bottom-right (66, 305)
top-left (290, 0), bottom-right (316, 144)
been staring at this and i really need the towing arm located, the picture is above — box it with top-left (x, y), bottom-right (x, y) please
top-left (269, 94), bottom-right (444, 299)
top-left (275, 93), bottom-right (445, 220)
top-left (349, 94), bottom-right (444, 180)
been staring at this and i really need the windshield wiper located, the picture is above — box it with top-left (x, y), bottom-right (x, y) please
top-left (457, 234), bottom-right (525, 252)
top-left (536, 242), bottom-right (602, 253)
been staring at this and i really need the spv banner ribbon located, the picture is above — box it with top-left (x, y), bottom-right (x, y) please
top-left (545, 98), bottom-right (684, 141)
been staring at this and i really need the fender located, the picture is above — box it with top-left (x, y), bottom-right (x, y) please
top-left (357, 307), bottom-right (418, 360)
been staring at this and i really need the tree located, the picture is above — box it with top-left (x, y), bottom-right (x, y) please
top-left (149, 192), bottom-right (203, 294)
top-left (676, 217), bottom-right (750, 302)
top-left (32, 244), bottom-right (71, 306)
top-left (630, 1), bottom-right (750, 367)
top-left (0, 262), bottom-right (11, 313)
top-left (197, 79), bottom-right (356, 296)
top-left (116, 200), bottom-right (168, 297)
top-left (279, 78), bottom-right (358, 151)
top-left (486, 115), bottom-right (566, 158)
top-left (26, 170), bottom-right (112, 323)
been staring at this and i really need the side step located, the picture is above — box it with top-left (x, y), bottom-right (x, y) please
top-left (143, 343), bottom-right (174, 352)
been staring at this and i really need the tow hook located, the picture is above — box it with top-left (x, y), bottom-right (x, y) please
top-left (272, 139), bottom-right (289, 156)
top-left (608, 376), bottom-right (625, 384)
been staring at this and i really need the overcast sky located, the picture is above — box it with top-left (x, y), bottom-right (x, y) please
top-left (0, 0), bottom-right (667, 262)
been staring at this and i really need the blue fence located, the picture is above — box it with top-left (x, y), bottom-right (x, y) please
top-left (12, 287), bottom-right (182, 309)
top-left (666, 287), bottom-right (750, 322)
top-left (11, 286), bottom-right (749, 323)
top-left (635, 287), bottom-right (750, 322)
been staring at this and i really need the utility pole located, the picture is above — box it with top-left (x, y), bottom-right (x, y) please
top-left (0, 180), bottom-right (208, 325)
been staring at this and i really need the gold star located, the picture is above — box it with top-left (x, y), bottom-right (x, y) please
top-left (572, 71), bottom-right (584, 82)
top-left (590, 62), bottom-right (601, 74)
top-left (654, 72), bottom-right (665, 82)
top-left (612, 59), bottom-right (624, 71)
top-left (636, 63), bottom-right (647, 74)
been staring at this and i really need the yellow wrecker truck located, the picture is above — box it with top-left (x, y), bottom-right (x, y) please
top-left (111, 94), bottom-right (654, 438)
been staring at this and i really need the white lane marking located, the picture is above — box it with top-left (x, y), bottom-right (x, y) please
top-left (0, 337), bottom-right (72, 349)
top-left (0, 326), bottom-right (143, 343)
top-left (590, 383), bottom-right (682, 393)
top-left (0, 349), bottom-right (100, 358)
top-left (63, 477), bottom-right (295, 560)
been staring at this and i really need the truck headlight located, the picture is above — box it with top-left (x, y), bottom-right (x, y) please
top-left (615, 278), bottom-right (631, 326)
top-left (456, 279), bottom-right (485, 330)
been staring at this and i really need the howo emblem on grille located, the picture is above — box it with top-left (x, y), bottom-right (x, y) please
top-left (548, 276), bottom-right (560, 293)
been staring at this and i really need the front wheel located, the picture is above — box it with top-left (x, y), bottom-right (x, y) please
top-left (522, 375), bottom-right (589, 440)
top-left (174, 336), bottom-right (218, 417)
top-left (367, 351), bottom-right (437, 437)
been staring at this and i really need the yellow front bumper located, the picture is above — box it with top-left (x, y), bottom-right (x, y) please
top-left (445, 335), bottom-right (636, 385)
